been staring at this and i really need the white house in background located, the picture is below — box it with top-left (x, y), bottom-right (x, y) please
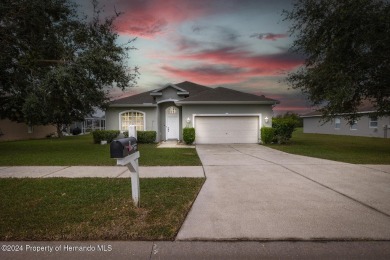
top-left (105, 81), bottom-right (279, 144)
top-left (301, 107), bottom-right (390, 138)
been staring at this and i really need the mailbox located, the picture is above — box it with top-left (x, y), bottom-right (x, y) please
top-left (110, 137), bottom-right (138, 158)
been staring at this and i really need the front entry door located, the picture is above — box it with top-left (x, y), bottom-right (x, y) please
top-left (165, 106), bottom-right (179, 140)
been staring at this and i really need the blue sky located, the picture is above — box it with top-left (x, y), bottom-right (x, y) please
top-left (81, 0), bottom-right (310, 114)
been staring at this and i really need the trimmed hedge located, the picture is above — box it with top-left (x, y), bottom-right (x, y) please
top-left (183, 128), bottom-right (195, 145)
top-left (92, 130), bottom-right (120, 144)
top-left (124, 131), bottom-right (157, 143)
top-left (272, 117), bottom-right (298, 144)
top-left (261, 127), bottom-right (275, 144)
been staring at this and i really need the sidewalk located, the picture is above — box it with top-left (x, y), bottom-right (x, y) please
top-left (0, 166), bottom-right (204, 178)
top-left (1, 241), bottom-right (389, 260)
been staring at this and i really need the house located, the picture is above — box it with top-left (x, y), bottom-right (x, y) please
top-left (301, 107), bottom-right (390, 138)
top-left (70, 109), bottom-right (106, 134)
top-left (0, 119), bottom-right (56, 141)
top-left (106, 81), bottom-right (279, 144)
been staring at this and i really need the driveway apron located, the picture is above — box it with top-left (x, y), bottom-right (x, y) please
top-left (176, 144), bottom-right (390, 240)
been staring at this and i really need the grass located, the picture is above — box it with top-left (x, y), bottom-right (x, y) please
top-left (0, 134), bottom-right (201, 166)
top-left (266, 128), bottom-right (390, 164)
top-left (0, 178), bottom-right (205, 240)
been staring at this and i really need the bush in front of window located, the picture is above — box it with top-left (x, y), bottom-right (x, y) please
top-left (260, 127), bottom-right (275, 144)
top-left (137, 131), bottom-right (156, 143)
top-left (92, 130), bottom-right (120, 144)
top-left (72, 127), bottom-right (82, 135)
top-left (123, 131), bottom-right (157, 143)
top-left (183, 128), bottom-right (195, 145)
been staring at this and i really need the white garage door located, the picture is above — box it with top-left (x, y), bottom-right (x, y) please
top-left (195, 116), bottom-right (259, 144)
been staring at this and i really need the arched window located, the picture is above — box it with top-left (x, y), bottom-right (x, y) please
top-left (120, 111), bottom-right (145, 131)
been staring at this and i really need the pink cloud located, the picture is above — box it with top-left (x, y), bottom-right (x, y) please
top-left (178, 47), bottom-right (303, 73)
top-left (250, 33), bottom-right (288, 41)
top-left (160, 47), bottom-right (303, 82)
top-left (112, 0), bottom-right (215, 38)
top-left (161, 65), bottom-right (250, 85)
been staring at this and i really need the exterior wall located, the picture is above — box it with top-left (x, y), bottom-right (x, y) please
top-left (303, 115), bottom-right (390, 138)
top-left (105, 107), bottom-right (158, 133)
top-left (181, 104), bottom-right (274, 129)
top-left (155, 87), bottom-right (181, 103)
top-left (0, 119), bottom-right (56, 141)
top-left (106, 102), bottom-right (276, 142)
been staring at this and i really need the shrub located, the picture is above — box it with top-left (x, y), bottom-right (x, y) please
top-left (123, 131), bottom-right (157, 143)
top-left (261, 127), bottom-right (275, 144)
top-left (72, 127), bottom-right (81, 135)
top-left (137, 131), bottom-right (156, 143)
top-left (272, 117), bottom-right (299, 144)
top-left (92, 130), bottom-right (120, 144)
top-left (183, 128), bottom-right (195, 145)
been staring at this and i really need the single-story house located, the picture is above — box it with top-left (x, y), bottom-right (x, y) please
top-left (301, 108), bottom-right (390, 138)
top-left (0, 119), bottom-right (56, 141)
top-left (106, 81), bottom-right (279, 144)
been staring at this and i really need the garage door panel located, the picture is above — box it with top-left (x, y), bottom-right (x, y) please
top-left (195, 116), bottom-right (259, 144)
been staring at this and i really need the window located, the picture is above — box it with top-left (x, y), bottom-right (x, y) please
top-left (350, 120), bottom-right (358, 130)
top-left (120, 111), bottom-right (144, 132)
top-left (369, 116), bottom-right (378, 128)
top-left (168, 107), bottom-right (177, 114)
top-left (335, 117), bottom-right (341, 129)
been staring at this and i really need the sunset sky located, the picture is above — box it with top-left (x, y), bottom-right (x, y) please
top-left (80, 0), bottom-right (310, 114)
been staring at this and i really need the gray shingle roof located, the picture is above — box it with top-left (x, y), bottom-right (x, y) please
top-left (110, 90), bottom-right (155, 105)
top-left (301, 102), bottom-right (377, 117)
top-left (177, 87), bottom-right (279, 103)
top-left (110, 81), bottom-right (278, 105)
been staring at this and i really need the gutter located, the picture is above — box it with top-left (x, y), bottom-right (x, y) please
top-left (109, 104), bottom-right (157, 108)
top-left (175, 101), bottom-right (279, 105)
top-left (300, 110), bottom-right (377, 118)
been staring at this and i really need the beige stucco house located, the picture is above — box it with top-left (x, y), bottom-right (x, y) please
top-left (0, 119), bottom-right (56, 141)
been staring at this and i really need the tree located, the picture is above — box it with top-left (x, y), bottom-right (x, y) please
top-left (284, 0), bottom-right (390, 121)
top-left (0, 0), bottom-right (137, 136)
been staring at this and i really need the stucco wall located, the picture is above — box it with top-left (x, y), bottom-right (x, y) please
top-left (0, 119), bottom-right (56, 141)
top-left (303, 115), bottom-right (390, 138)
top-left (105, 107), bottom-right (158, 132)
top-left (155, 87), bottom-right (181, 103)
top-left (181, 104), bottom-right (274, 129)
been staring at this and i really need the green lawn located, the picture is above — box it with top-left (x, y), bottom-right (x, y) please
top-left (0, 178), bottom-right (204, 240)
top-left (0, 134), bottom-right (201, 166)
top-left (266, 128), bottom-right (390, 164)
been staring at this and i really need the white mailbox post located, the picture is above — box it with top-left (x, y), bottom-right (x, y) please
top-left (110, 125), bottom-right (140, 207)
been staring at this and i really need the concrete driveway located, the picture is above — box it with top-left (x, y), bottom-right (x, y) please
top-left (177, 144), bottom-right (390, 240)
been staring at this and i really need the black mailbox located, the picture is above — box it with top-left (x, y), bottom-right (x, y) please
top-left (110, 137), bottom-right (138, 158)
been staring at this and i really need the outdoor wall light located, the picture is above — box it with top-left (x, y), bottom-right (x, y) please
top-left (265, 116), bottom-right (269, 123)
top-left (186, 117), bottom-right (191, 123)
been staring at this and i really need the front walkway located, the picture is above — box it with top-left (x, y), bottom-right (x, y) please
top-left (157, 140), bottom-right (195, 148)
top-left (177, 144), bottom-right (390, 240)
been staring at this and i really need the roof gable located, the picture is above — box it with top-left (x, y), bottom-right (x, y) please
top-left (150, 83), bottom-right (189, 96)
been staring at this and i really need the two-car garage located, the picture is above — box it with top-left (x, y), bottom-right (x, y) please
top-left (194, 115), bottom-right (260, 144)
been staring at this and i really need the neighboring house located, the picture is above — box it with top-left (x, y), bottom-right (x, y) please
top-left (0, 119), bottom-right (56, 141)
top-left (106, 81), bottom-right (279, 144)
top-left (71, 109), bottom-right (106, 134)
top-left (301, 108), bottom-right (390, 138)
